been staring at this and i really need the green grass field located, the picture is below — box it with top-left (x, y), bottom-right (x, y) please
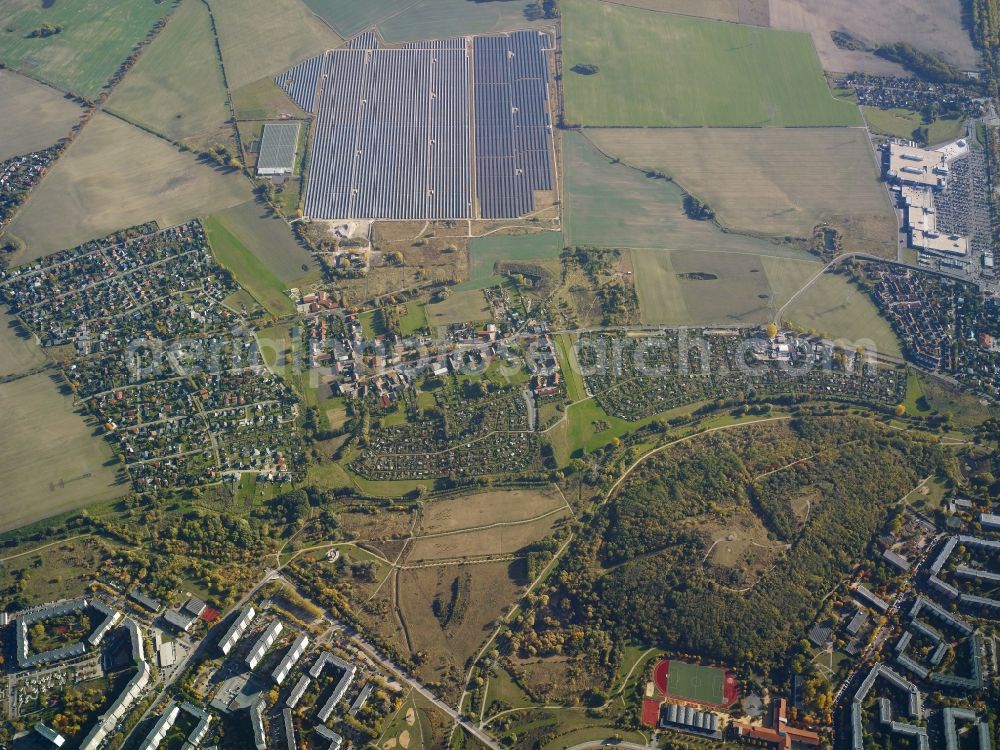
top-left (303, 0), bottom-right (546, 41)
top-left (633, 249), bottom-right (822, 326)
top-left (564, 132), bottom-right (814, 260)
top-left (665, 660), bottom-right (725, 705)
top-left (0, 0), bottom-right (173, 98)
top-left (208, 200), bottom-right (318, 283)
top-left (562, 0), bottom-right (861, 127)
top-left (232, 76), bottom-right (310, 120)
top-left (203, 214), bottom-right (296, 317)
top-left (456, 232), bottom-right (564, 291)
top-left (862, 107), bottom-right (966, 146)
top-left (107, 0), bottom-right (231, 149)
top-left (783, 271), bottom-right (903, 358)
top-left (426, 290), bottom-right (492, 327)
top-left (209, 0), bottom-right (342, 90)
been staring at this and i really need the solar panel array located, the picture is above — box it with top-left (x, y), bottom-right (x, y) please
top-left (274, 53), bottom-right (325, 112)
top-left (473, 31), bottom-right (554, 219)
top-left (293, 31), bottom-right (554, 221)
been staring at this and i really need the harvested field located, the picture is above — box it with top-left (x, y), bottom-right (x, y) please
top-left (633, 249), bottom-right (822, 326)
top-left (0, 71), bottom-right (82, 162)
top-left (598, 0), bottom-right (739, 21)
top-left (782, 270), bottom-right (903, 357)
top-left (106, 0), bottom-right (231, 149)
top-left (396, 562), bottom-right (522, 684)
top-left (564, 132), bottom-right (812, 259)
top-left (418, 487), bottom-right (567, 535)
top-left (769, 0), bottom-right (979, 74)
top-left (0, 0), bottom-right (173, 98)
top-left (425, 291), bottom-right (492, 327)
top-left (406, 512), bottom-right (568, 562)
top-left (0, 373), bottom-right (126, 532)
top-left (0, 312), bottom-right (46, 378)
top-left (562, 0), bottom-right (861, 127)
top-left (588, 127), bottom-right (895, 254)
top-left (208, 200), bottom-right (317, 283)
top-left (209, 0), bottom-right (342, 90)
top-left (6, 113), bottom-right (250, 261)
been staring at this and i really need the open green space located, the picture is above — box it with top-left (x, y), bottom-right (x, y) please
top-left (633, 249), bottom-right (822, 327)
top-left (426, 290), bottom-right (492, 327)
top-left (563, 132), bottom-right (813, 259)
top-left (664, 660), bottom-right (725, 704)
top-left (208, 200), bottom-right (317, 283)
top-left (232, 76), bottom-right (310, 120)
top-left (209, 0), bottom-right (342, 90)
top-left (302, 0), bottom-right (547, 42)
top-left (203, 214), bottom-right (296, 317)
top-left (0, 0), bottom-right (173, 98)
top-left (562, 0), bottom-right (861, 127)
top-left (782, 271), bottom-right (903, 358)
top-left (455, 232), bottom-right (564, 291)
top-left (862, 106), bottom-right (966, 146)
top-left (107, 0), bottom-right (231, 148)
top-left (0, 373), bottom-right (126, 532)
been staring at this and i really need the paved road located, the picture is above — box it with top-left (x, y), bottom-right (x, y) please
top-left (564, 741), bottom-right (653, 750)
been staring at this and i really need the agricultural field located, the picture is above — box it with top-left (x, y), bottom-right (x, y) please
top-left (632, 249), bottom-right (822, 326)
top-left (425, 291), bottom-right (492, 327)
top-left (303, 0), bottom-right (547, 42)
top-left (6, 113), bottom-right (250, 261)
top-left (597, 0), bottom-right (739, 21)
top-left (0, 373), bottom-right (126, 532)
top-left (417, 487), bottom-right (567, 535)
top-left (207, 200), bottom-right (317, 283)
top-left (208, 0), bottom-right (342, 90)
top-left (0, 71), bottom-right (82, 162)
top-left (783, 270), bottom-right (903, 358)
top-left (106, 0), bottom-right (231, 149)
top-left (458, 232), bottom-right (564, 291)
top-left (0, 0), bottom-right (173, 98)
top-left (862, 107), bottom-right (967, 146)
top-left (561, 0), bottom-right (861, 127)
top-left (203, 213), bottom-right (298, 317)
top-left (588, 127), bottom-right (896, 255)
top-left (563, 132), bottom-right (812, 259)
top-left (769, 0), bottom-right (979, 75)
top-left (0, 312), bottom-right (46, 378)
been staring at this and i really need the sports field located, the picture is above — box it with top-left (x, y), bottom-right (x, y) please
top-left (562, 0), bottom-right (861, 127)
top-left (6, 112), bottom-right (250, 261)
top-left (0, 0), bottom-right (172, 98)
top-left (0, 70), bottom-right (82, 162)
top-left (633, 249), bottom-right (822, 326)
top-left (588, 128), bottom-right (895, 254)
top-left (0, 373), bottom-right (126, 532)
top-left (653, 660), bottom-right (737, 706)
top-left (563, 132), bottom-right (812, 260)
top-left (209, 0), bottom-right (342, 90)
top-left (458, 232), bottom-right (564, 291)
top-left (782, 271), bottom-right (903, 358)
top-left (107, 0), bottom-right (231, 148)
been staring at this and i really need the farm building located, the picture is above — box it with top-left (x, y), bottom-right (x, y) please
top-left (257, 122), bottom-right (300, 176)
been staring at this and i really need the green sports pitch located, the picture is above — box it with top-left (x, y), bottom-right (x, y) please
top-left (656, 660), bottom-right (727, 705)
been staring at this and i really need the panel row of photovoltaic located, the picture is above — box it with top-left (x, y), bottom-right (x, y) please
top-left (349, 31), bottom-right (379, 50)
top-left (302, 42), bottom-right (471, 220)
top-left (473, 30), bottom-right (554, 219)
top-left (274, 53), bottom-right (325, 112)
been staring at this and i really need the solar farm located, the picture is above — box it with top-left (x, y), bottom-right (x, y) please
top-left (276, 29), bottom-right (556, 221)
top-left (653, 659), bottom-right (739, 707)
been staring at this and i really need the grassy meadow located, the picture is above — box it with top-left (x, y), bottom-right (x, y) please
top-left (562, 0), bottom-right (861, 127)
top-left (0, 0), bottom-right (173, 98)
top-left (457, 232), bottom-right (564, 291)
top-left (588, 127), bottom-right (895, 254)
top-left (107, 0), bottom-right (231, 149)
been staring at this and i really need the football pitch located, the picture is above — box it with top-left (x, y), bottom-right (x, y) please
top-left (661, 660), bottom-right (726, 705)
